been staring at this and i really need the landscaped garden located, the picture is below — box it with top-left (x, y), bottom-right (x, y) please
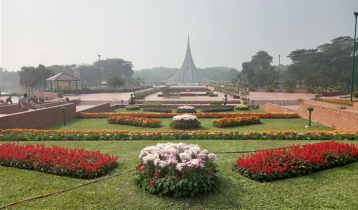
top-left (1, 107), bottom-right (358, 209)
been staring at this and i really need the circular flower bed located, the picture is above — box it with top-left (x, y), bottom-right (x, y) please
top-left (134, 142), bottom-right (219, 197)
top-left (170, 114), bottom-right (201, 129)
top-left (177, 105), bottom-right (196, 113)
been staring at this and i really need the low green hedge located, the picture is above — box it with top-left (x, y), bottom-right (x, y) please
top-left (201, 108), bottom-right (234, 112)
top-left (126, 105), bottom-right (140, 110)
top-left (143, 108), bottom-right (172, 113)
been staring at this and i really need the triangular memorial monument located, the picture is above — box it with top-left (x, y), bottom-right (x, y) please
top-left (165, 36), bottom-right (213, 83)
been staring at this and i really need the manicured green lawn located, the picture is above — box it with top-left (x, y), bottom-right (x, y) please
top-left (1, 140), bottom-right (357, 209)
top-left (45, 118), bottom-right (333, 132)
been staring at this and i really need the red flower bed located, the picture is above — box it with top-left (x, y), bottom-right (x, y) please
top-left (234, 141), bottom-right (358, 182)
top-left (77, 112), bottom-right (299, 119)
top-left (0, 142), bottom-right (118, 179)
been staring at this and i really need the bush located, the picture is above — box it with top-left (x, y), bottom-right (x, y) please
top-left (234, 105), bottom-right (249, 110)
top-left (353, 91), bottom-right (358, 98)
top-left (212, 116), bottom-right (260, 127)
top-left (143, 102), bottom-right (163, 105)
top-left (208, 100), bottom-right (222, 105)
top-left (126, 105), bottom-right (140, 110)
top-left (143, 108), bottom-right (172, 113)
top-left (170, 114), bottom-right (201, 129)
top-left (234, 141), bottom-right (358, 182)
top-left (108, 116), bottom-right (161, 128)
top-left (201, 108), bottom-right (234, 112)
top-left (0, 142), bottom-right (118, 179)
top-left (134, 142), bottom-right (219, 197)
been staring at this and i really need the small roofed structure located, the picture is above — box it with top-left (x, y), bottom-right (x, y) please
top-left (47, 72), bottom-right (81, 93)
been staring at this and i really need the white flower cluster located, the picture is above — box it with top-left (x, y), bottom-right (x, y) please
top-left (177, 105), bottom-right (195, 110)
top-left (139, 142), bottom-right (218, 172)
top-left (173, 114), bottom-right (197, 121)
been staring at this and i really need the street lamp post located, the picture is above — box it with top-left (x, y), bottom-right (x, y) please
top-left (350, 12), bottom-right (358, 101)
top-left (277, 55), bottom-right (280, 88)
top-left (98, 55), bottom-right (101, 90)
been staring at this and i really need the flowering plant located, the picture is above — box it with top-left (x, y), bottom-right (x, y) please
top-left (234, 141), bottom-right (358, 182)
top-left (108, 116), bottom-right (161, 128)
top-left (323, 99), bottom-right (354, 106)
top-left (170, 114), bottom-right (201, 129)
top-left (235, 105), bottom-right (249, 110)
top-left (134, 142), bottom-right (219, 197)
top-left (177, 105), bottom-right (196, 113)
top-left (77, 112), bottom-right (299, 119)
top-left (212, 116), bottom-right (260, 127)
top-left (0, 142), bottom-right (118, 179)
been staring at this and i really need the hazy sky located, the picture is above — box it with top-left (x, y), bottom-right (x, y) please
top-left (1, 0), bottom-right (358, 72)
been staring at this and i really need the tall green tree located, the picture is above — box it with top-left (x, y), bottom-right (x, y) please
top-left (107, 74), bottom-right (124, 89)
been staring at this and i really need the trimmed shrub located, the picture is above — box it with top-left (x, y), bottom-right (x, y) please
top-left (234, 105), bottom-right (249, 110)
top-left (201, 108), bottom-right (234, 112)
top-left (143, 108), bottom-right (172, 113)
top-left (126, 105), bottom-right (140, 110)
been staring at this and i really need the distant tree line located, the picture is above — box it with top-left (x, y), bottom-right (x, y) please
top-left (236, 36), bottom-right (358, 91)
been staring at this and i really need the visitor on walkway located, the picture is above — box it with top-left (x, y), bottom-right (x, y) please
top-left (19, 94), bottom-right (29, 111)
top-left (224, 95), bottom-right (228, 105)
top-left (6, 96), bottom-right (13, 104)
top-left (130, 94), bottom-right (134, 105)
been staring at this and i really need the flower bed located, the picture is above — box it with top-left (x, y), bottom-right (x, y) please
top-left (77, 112), bottom-right (299, 119)
top-left (177, 105), bottom-right (196, 113)
top-left (126, 105), bottom-right (140, 110)
top-left (322, 99), bottom-right (354, 106)
top-left (0, 142), bottom-right (118, 179)
top-left (2, 129), bottom-right (358, 141)
top-left (143, 108), bottom-right (172, 113)
top-left (235, 105), bottom-right (249, 110)
top-left (234, 141), bottom-right (358, 182)
top-left (201, 107), bottom-right (234, 112)
top-left (180, 92), bottom-right (196, 96)
top-left (134, 142), bottom-right (219, 197)
top-left (108, 116), bottom-right (161, 128)
top-left (212, 116), bottom-right (260, 127)
top-left (170, 114), bottom-right (201, 129)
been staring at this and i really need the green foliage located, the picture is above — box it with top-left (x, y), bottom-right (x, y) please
top-left (134, 161), bottom-right (219, 197)
top-left (143, 108), bottom-right (172, 113)
top-left (201, 108), bottom-right (234, 112)
top-left (353, 91), bottom-right (358, 98)
top-left (19, 65), bottom-right (54, 95)
top-left (143, 102), bottom-right (163, 105)
top-left (284, 79), bottom-right (296, 91)
top-left (170, 119), bottom-right (201, 129)
top-left (134, 88), bottom-right (160, 99)
top-left (107, 74), bottom-right (124, 89)
top-left (208, 100), bottom-right (222, 105)
top-left (126, 105), bottom-right (140, 110)
top-left (176, 109), bottom-right (197, 113)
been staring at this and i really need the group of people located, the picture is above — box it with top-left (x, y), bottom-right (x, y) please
top-left (0, 93), bottom-right (28, 111)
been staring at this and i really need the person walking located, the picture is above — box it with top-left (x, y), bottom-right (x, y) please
top-left (19, 94), bottom-right (29, 111)
top-left (224, 95), bottom-right (228, 105)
